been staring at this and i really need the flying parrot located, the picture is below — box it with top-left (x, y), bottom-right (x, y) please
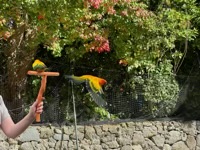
top-left (32, 59), bottom-right (47, 72)
top-left (65, 75), bottom-right (107, 107)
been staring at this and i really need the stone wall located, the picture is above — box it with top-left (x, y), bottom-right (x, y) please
top-left (0, 120), bottom-right (200, 150)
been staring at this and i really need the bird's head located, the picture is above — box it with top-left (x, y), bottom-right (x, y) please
top-left (99, 79), bottom-right (107, 85)
top-left (35, 59), bottom-right (42, 63)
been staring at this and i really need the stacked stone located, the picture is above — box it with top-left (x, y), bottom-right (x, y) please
top-left (0, 120), bottom-right (200, 150)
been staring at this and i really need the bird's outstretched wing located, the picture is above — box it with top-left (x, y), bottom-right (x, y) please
top-left (85, 79), bottom-right (107, 107)
top-left (65, 75), bottom-right (107, 107)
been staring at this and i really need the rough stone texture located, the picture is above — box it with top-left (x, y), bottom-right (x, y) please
top-left (172, 141), bottom-right (190, 150)
top-left (132, 144), bottom-right (143, 150)
top-left (40, 126), bottom-right (54, 139)
top-left (152, 134), bottom-right (165, 148)
top-left (186, 135), bottom-right (196, 150)
top-left (166, 130), bottom-right (181, 144)
top-left (19, 142), bottom-right (34, 150)
top-left (163, 144), bottom-right (171, 150)
top-left (1, 120), bottom-right (200, 149)
top-left (197, 134), bottom-right (200, 147)
top-left (132, 132), bottom-right (145, 145)
top-left (143, 126), bottom-right (157, 138)
top-left (18, 127), bottom-right (40, 142)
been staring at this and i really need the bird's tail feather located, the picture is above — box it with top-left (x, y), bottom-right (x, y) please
top-left (65, 75), bottom-right (85, 84)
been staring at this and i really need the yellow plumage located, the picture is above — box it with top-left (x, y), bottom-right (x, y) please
top-left (32, 59), bottom-right (47, 72)
top-left (65, 75), bottom-right (107, 107)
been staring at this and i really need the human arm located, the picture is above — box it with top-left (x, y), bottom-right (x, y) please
top-left (0, 99), bottom-right (43, 138)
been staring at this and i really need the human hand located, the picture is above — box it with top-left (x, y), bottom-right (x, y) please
top-left (28, 98), bottom-right (44, 120)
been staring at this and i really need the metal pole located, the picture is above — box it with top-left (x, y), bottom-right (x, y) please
top-left (59, 126), bottom-right (64, 150)
top-left (71, 81), bottom-right (79, 150)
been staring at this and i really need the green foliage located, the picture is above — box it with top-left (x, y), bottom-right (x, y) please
top-left (94, 107), bottom-right (118, 120)
top-left (144, 60), bottom-right (179, 117)
top-left (1, 0), bottom-right (198, 61)
top-left (129, 59), bottom-right (179, 117)
top-left (0, 0), bottom-right (200, 120)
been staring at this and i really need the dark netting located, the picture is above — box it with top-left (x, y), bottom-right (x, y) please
top-left (0, 65), bottom-right (197, 124)
top-left (106, 91), bottom-right (147, 118)
top-left (0, 72), bottom-right (25, 123)
top-left (40, 86), bottom-right (64, 124)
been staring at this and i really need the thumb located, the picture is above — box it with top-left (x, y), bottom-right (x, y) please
top-left (35, 97), bottom-right (45, 105)
top-left (30, 101), bottom-right (38, 111)
top-left (34, 99), bottom-right (40, 105)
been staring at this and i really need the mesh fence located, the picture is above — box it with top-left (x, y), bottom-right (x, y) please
top-left (106, 91), bottom-right (146, 118)
top-left (0, 73), bottom-right (193, 124)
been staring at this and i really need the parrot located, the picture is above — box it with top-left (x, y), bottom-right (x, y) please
top-left (32, 59), bottom-right (47, 72)
top-left (65, 75), bottom-right (107, 107)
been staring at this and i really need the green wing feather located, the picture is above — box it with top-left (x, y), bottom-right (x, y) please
top-left (33, 64), bottom-right (47, 71)
top-left (85, 79), bottom-right (107, 107)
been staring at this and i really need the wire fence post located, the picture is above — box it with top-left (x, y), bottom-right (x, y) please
top-left (71, 81), bottom-right (79, 150)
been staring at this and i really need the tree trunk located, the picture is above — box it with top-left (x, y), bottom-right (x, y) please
top-left (2, 24), bottom-right (36, 122)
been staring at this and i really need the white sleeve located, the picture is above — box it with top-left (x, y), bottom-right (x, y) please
top-left (0, 95), bottom-right (10, 124)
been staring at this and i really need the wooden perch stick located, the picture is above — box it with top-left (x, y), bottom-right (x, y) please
top-left (27, 71), bottom-right (60, 76)
top-left (27, 71), bottom-right (60, 122)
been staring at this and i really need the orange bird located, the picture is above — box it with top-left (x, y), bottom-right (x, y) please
top-left (65, 75), bottom-right (107, 107)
